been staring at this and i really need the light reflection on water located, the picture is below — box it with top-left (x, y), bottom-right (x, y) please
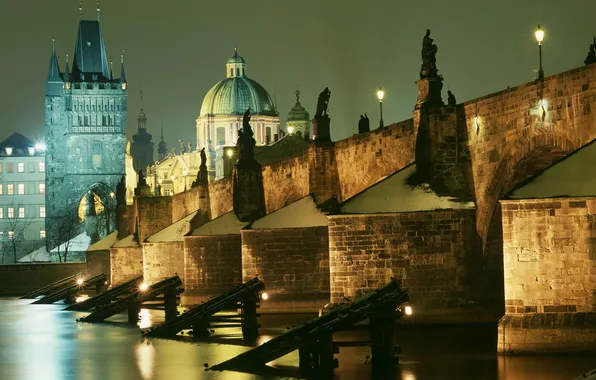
top-left (0, 299), bottom-right (594, 380)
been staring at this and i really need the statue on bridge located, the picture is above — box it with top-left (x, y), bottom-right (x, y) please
top-left (358, 114), bottom-right (370, 133)
top-left (420, 29), bottom-right (440, 79)
top-left (236, 108), bottom-right (256, 162)
top-left (585, 37), bottom-right (596, 66)
top-left (314, 87), bottom-right (331, 119)
top-left (116, 175), bottom-right (126, 206)
top-left (447, 90), bottom-right (457, 106)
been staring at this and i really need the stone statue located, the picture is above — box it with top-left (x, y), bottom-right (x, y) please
top-left (237, 108), bottom-right (256, 161)
top-left (447, 90), bottom-right (456, 106)
top-left (134, 169), bottom-right (150, 196)
top-left (314, 87), bottom-right (331, 119)
top-left (116, 175), bottom-right (126, 205)
top-left (358, 114), bottom-right (370, 133)
top-left (420, 29), bottom-right (439, 79)
top-left (585, 38), bottom-right (596, 65)
top-left (199, 147), bottom-right (207, 168)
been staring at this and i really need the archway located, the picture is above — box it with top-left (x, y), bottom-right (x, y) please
top-left (77, 182), bottom-right (117, 242)
top-left (478, 132), bottom-right (576, 314)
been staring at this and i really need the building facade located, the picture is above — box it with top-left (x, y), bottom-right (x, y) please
top-left (45, 18), bottom-right (127, 248)
top-left (0, 133), bottom-right (46, 263)
top-left (196, 50), bottom-right (280, 177)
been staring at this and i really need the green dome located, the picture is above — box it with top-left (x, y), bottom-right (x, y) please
top-left (287, 90), bottom-right (310, 121)
top-left (227, 52), bottom-right (245, 64)
top-left (200, 76), bottom-right (277, 117)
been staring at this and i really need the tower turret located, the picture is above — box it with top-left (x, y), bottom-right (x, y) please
top-left (158, 121), bottom-right (167, 160)
top-left (130, 89), bottom-right (154, 172)
top-left (46, 39), bottom-right (63, 95)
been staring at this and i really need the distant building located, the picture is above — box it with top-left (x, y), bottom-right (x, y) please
top-left (44, 16), bottom-right (128, 248)
top-left (0, 133), bottom-right (46, 263)
top-left (130, 94), bottom-right (154, 173)
top-left (196, 50), bottom-right (280, 178)
top-left (285, 90), bottom-right (311, 139)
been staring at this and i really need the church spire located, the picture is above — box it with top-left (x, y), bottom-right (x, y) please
top-left (64, 53), bottom-right (70, 82)
top-left (158, 119), bottom-right (168, 160)
top-left (47, 38), bottom-right (61, 82)
top-left (97, 1), bottom-right (101, 21)
top-left (137, 88), bottom-right (147, 130)
top-left (120, 53), bottom-right (127, 83)
top-left (109, 58), bottom-right (114, 80)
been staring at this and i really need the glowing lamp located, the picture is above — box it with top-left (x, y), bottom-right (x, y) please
top-left (287, 126), bottom-right (294, 135)
top-left (535, 25), bottom-right (544, 44)
top-left (110, 192), bottom-right (115, 198)
top-left (404, 305), bottom-right (413, 316)
top-left (170, 175), bottom-right (175, 181)
top-left (76, 278), bottom-right (84, 286)
top-left (183, 169), bottom-right (188, 175)
top-left (158, 178), bottom-right (163, 184)
top-left (226, 149), bottom-right (233, 158)
top-left (261, 292), bottom-right (269, 301)
top-left (376, 87), bottom-right (385, 101)
top-left (35, 143), bottom-right (46, 152)
top-left (5, 147), bottom-right (13, 156)
top-left (139, 283), bottom-right (148, 292)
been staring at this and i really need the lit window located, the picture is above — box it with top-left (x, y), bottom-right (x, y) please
top-left (8, 208), bottom-right (13, 218)
top-left (0, 184), bottom-right (3, 195)
top-left (17, 163), bottom-right (24, 173)
top-left (17, 184), bottom-right (24, 195)
top-left (40, 230), bottom-right (46, 239)
top-left (39, 162), bottom-right (45, 172)
top-left (39, 184), bottom-right (45, 195)
top-left (8, 231), bottom-right (13, 240)
top-left (0, 163), bottom-right (3, 173)
top-left (28, 147), bottom-right (35, 156)
top-left (5, 147), bottom-right (12, 156)
top-left (7, 184), bottom-right (13, 195)
top-left (0, 209), bottom-right (3, 219)
top-left (39, 207), bottom-right (46, 218)
top-left (7, 163), bottom-right (13, 173)
top-left (18, 207), bottom-right (24, 218)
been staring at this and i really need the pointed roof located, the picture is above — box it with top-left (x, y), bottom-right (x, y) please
top-left (63, 54), bottom-right (70, 82)
top-left (72, 20), bottom-right (110, 80)
top-left (146, 211), bottom-right (198, 243)
top-left (0, 133), bottom-right (35, 155)
top-left (47, 40), bottom-right (62, 83)
top-left (87, 231), bottom-right (118, 252)
top-left (120, 54), bottom-right (127, 83)
top-left (188, 211), bottom-right (249, 236)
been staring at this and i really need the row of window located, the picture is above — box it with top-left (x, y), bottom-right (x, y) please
top-left (0, 206), bottom-right (45, 218)
top-left (0, 183), bottom-right (45, 195)
top-left (0, 230), bottom-right (45, 240)
top-left (0, 162), bottom-right (45, 174)
top-left (73, 115), bottom-right (119, 127)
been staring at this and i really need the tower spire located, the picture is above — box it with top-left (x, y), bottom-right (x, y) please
top-left (120, 52), bottom-right (127, 84)
top-left (79, 1), bottom-right (83, 19)
top-left (140, 86), bottom-right (144, 110)
top-left (64, 53), bottom-right (70, 82)
top-left (97, 1), bottom-right (100, 21)
top-left (46, 37), bottom-right (61, 83)
top-left (109, 58), bottom-right (114, 80)
top-left (161, 119), bottom-right (164, 140)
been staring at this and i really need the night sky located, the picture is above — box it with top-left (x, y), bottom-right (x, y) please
top-left (1, 0), bottom-right (595, 149)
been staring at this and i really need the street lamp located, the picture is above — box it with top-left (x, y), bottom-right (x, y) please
top-left (376, 87), bottom-right (385, 129)
top-left (287, 126), bottom-right (294, 135)
top-left (226, 149), bottom-right (233, 158)
top-left (535, 25), bottom-right (545, 81)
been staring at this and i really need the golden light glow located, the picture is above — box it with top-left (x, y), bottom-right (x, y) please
top-left (170, 175), bottom-right (175, 181)
top-left (376, 87), bottom-right (385, 101)
top-left (404, 305), bottom-right (413, 316)
top-left (226, 149), bottom-right (233, 158)
top-left (158, 178), bottom-right (162, 184)
top-left (76, 278), bottom-right (84, 286)
top-left (122, 83), bottom-right (127, 90)
top-left (139, 283), bottom-right (149, 292)
top-left (287, 126), bottom-right (294, 134)
top-left (110, 192), bottom-right (115, 198)
top-left (75, 295), bottom-right (89, 303)
top-left (261, 292), bottom-right (269, 301)
top-left (535, 25), bottom-right (544, 44)
top-left (183, 169), bottom-right (188, 175)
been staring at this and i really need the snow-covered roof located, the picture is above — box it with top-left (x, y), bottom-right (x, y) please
top-left (508, 140), bottom-right (596, 199)
top-left (87, 231), bottom-right (118, 252)
top-left (50, 232), bottom-right (92, 253)
top-left (112, 234), bottom-right (139, 248)
top-left (18, 246), bottom-right (51, 263)
top-left (147, 211), bottom-right (198, 243)
top-left (251, 195), bottom-right (328, 229)
top-left (188, 211), bottom-right (248, 236)
top-left (340, 163), bottom-right (475, 214)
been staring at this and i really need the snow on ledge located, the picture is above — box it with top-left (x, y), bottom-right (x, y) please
top-left (19, 246), bottom-right (51, 263)
top-left (88, 231), bottom-right (118, 252)
top-left (147, 211), bottom-right (198, 243)
top-left (251, 195), bottom-right (328, 229)
top-left (508, 139), bottom-right (596, 199)
top-left (112, 234), bottom-right (139, 248)
top-left (188, 211), bottom-right (249, 236)
top-left (340, 164), bottom-right (475, 214)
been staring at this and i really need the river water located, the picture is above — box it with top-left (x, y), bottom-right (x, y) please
top-left (0, 298), bottom-right (594, 380)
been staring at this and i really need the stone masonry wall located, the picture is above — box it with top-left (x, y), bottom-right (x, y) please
top-left (207, 177), bottom-right (233, 218)
top-left (333, 119), bottom-right (416, 201)
top-left (262, 152), bottom-right (310, 213)
top-left (142, 242), bottom-right (184, 285)
top-left (136, 196), bottom-right (173, 243)
top-left (182, 235), bottom-right (242, 306)
top-left (0, 263), bottom-right (87, 295)
top-left (328, 211), bottom-right (483, 317)
top-left (172, 186), bottom-right (201, 222)
top-left (110, 247), bottom-right (143, 285)
top-left (498, 198), bottom-right (596, 354)
top-left (241, 226), bottom-right (330, 312)
top-left (87, 250), bottom-right (111, 282)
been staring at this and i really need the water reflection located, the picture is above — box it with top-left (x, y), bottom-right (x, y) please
top-left (138, 308), bottom-right (152, 329)
top-left (0, 299), bottom-right (594, 380)
top-left (135, 340), bottom-right (155, 379)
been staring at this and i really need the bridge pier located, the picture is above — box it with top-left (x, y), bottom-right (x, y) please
top-left (127, 300), bottom-right (139, 324)
top-left (163, 290), bottom-right (178, 322)
top-left (370, 311), bottom-right (398, 369)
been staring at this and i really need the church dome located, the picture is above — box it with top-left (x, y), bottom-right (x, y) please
top-left (199, 51), bottom-right (278, 117)
top-left (287, 90), bottom-right (310, 121)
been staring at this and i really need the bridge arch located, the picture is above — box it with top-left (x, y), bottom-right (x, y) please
top-left (76, 181), bottom-right (117, 237)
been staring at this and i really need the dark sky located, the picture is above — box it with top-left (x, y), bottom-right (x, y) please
top-left (1, 0), bottom-right (595, 149)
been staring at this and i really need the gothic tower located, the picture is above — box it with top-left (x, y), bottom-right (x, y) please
top-left (158, 122), bottom-right (168, 160)
top-left (130, 90), bottom-right (154, 172)
top-left (45, 17), bottom-right (127, 247)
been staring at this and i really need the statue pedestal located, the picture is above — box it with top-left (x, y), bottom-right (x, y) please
top-left (416, 76), bottom-right (444, 109)
top-left (232, 159), bottom-right (266, 222)
top-left (312, 116), bottom-right (331, 142)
